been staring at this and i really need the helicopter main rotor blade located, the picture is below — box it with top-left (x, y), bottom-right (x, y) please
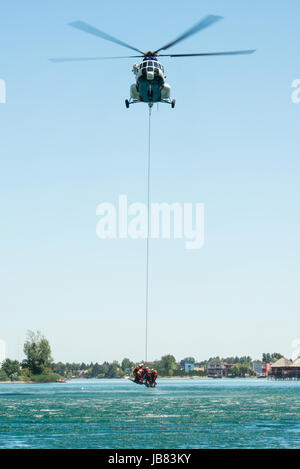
top-left (159, 49), bottom-right (256, 57)
top-left (69, 20), bottom-right (145, 55)
top-left (153, 15), bottom-right (223, 54)
top-left (49, 55), bottom-right (143, 63)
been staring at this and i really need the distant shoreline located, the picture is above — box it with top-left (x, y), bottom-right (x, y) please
top-left (0, 376), bottom-right (264, 384)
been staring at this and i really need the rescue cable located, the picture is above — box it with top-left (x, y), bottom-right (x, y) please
top-left (145, 106), bottom-right (152, 363)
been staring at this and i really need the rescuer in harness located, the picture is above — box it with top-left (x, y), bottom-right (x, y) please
top-left (144, 367), bottom-right (151, 386)
top-left (133, 367), bottom-right (144, 384)
top-left (151, 369), bottom-right (158, 385)
top-left (133, 366), bottom-right (140, 383)
top-left (145, 368), bottom-right (157, 387)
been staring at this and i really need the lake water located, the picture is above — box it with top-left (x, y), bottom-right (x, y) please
top-left (0, 378), bottom-right (299, 449)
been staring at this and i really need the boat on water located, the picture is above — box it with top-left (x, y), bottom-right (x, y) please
top-left (56, 379), bottom-right (67, 383)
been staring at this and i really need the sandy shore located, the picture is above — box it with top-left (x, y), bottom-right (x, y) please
top-left (0, 381), bottom-right (33, 384)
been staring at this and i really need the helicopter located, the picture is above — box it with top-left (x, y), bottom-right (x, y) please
top-left (50, 15), bottom-right (255, 109)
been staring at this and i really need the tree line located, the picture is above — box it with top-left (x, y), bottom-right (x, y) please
top-left (0, 331), bottom-right (284, 382)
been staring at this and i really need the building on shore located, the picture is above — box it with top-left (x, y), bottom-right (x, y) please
top-left (262, 362), bottom-right (271, 377)
top-left (178, 361), bottom-right (205, 373)
top-left (253, 362), bottom-right (271, 377)
top-left (253, 363), bottom-right (263, 375)
top-left (184, 362), bottom-right (194, 373)
top-left (270, 357), bottom-right (300, 379)
top-left (207, 361), bottom-right (224, 377)
top-left (194, 363), bottom-right (205, 373)
top-left (207, 361), bottom-right (233, 378)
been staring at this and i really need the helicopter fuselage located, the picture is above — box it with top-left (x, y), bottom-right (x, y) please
top-left (130, 56), bottom-right (172, 107)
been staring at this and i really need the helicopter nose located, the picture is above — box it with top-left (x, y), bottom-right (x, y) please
top-left (147, 71), bottom-right (154, 80)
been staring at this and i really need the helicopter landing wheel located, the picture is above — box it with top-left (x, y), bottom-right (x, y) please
top-left (171, 99), bottom-right (176, 109)
top-left (125, 99), bottom-right (130, 109)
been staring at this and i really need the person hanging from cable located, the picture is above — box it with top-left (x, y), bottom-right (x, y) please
top-left (133, 365), bottom-right (144, 384)
top-left (144, 367), bottom-right (152, 387)
top-left (133, 365), bottom-right (140, 383)
top-left (146, 368), bottom-right (157, 387)
top-left (150, 369), bottom-right (158, 386)
top-left (137, 369), bottom-right (144, 384)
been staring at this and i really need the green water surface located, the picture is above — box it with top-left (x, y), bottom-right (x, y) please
top-left (0, 378), bottom-right (299, 448)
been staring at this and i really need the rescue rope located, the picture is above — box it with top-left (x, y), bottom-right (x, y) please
top-left (145, 106), bottom-right (152, 363)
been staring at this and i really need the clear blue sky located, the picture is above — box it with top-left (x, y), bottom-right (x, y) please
top-left (0, 0), bottom-right (299, 363)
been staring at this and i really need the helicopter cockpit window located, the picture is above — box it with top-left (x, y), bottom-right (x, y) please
top-left (141, 60), bottom-right (163, 71)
